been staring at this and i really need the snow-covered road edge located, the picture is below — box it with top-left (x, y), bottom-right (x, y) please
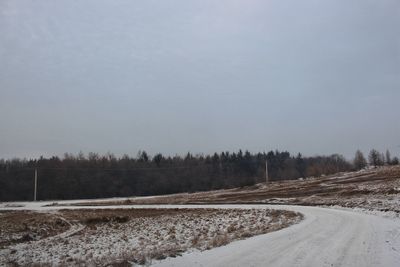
top-left (150, 205), bottom-right (400, 267)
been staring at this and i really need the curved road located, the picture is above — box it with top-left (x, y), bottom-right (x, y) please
top-left (1, 203), bottom-right (399, 266)
top-left (152, 205), bottom-right (400, 267)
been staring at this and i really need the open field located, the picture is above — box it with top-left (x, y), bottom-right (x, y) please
top-left (0, 208), bottom-right (301, 266)
top-left (57, 166), bottom-right (400, 215)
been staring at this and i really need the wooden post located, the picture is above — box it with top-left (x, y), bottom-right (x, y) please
top-left (265, 160), bottom-right (269, 183)
top-left (34, 169), bottom-right (37, 201)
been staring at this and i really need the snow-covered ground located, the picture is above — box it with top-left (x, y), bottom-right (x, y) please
top-left (0, 206), bottom-right (301, 266)
top-left (152, 205), bottom-right (400, 267)
top-left (1, 203), bottom-right (399, 266)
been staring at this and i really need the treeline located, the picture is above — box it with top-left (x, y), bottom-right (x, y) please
top-left (0, 149), bottom-right (397, 201)
top-left (354, 149), bottom-right (399, 169)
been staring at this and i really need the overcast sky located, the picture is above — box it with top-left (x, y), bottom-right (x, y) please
top-left (0, 0), bottom-right (399, 159)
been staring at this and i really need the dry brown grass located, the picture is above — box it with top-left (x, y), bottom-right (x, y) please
top-left (0, 211), bottom-right (70, 248)
top-left (59, 166), bottom-right (400, 215)
top-left (1, 208), bottom-right (302, 266)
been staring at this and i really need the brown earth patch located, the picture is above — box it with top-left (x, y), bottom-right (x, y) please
top-left (0, 211), bottom-right (70, 248)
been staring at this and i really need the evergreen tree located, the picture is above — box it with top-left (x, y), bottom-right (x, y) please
top-left (368, 149), bottom-right (380, 167)
top-left (353, 150), bottom-right (367, 170)
top-left (295, 153), bottom-right (306, 177)
top-left (153, 153), bottom-right (164, 167)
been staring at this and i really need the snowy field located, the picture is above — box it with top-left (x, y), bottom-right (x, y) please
top-left (0, 206), bottom-right (301, 266)
top-left (58, 166), bottom-right (400, 217)
top-left (0, 204), bottom-right (399, 266)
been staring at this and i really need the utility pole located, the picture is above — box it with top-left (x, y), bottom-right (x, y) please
top-left (336, 155), bottom-right (339, 174)
top-left (265, 160), bottom-right (269, 184)
top-left (34, 168), bottom-right (37, 201)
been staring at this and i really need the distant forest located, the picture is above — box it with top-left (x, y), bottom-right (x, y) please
top-left (0, 149), bottom-right (398, 201)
